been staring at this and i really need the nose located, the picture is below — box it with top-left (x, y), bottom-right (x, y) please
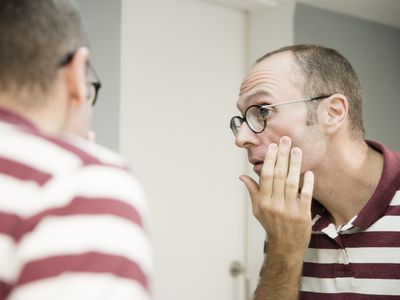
top-left (235, 122), bottom-right (259, 149)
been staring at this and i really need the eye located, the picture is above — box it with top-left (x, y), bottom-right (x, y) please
top-left (259, 107), bottom-right (270, 119)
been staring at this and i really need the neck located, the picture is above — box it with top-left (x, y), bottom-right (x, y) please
top-left (0, 92), bottom-right (67, 136)
top-left (312, 138), bottom-right (384, 226)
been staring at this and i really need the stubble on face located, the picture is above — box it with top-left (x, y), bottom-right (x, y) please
top-left (236, 52), bottom-right (325, 178)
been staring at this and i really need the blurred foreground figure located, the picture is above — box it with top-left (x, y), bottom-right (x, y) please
top-left (0, 0), bottom-right (152, 299)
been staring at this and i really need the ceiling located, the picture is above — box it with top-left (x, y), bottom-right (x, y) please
top-left (201, 0), bottom-right (400, 29)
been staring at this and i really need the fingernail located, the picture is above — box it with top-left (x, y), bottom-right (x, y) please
top-left (281, 136), bottom-right (290, 145)
top-left (269, 143), bottom-right (277, 151)
top-left (291, 147), bottom-right (301, 157)
top-left (305, 171), bottom-right (314, 179)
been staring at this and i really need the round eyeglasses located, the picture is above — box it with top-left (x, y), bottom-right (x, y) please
top-left (230, 95), bottom-right (331, 136)
top-left (87, 80), bottom-right (101, 106)
top-left (86, 65), bottom-right (101, 106)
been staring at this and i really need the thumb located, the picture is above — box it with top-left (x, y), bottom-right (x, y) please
top-left (239, 175), bottom-right (259, 203)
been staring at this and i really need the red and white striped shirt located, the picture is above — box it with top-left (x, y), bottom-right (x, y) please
top-left (0, 107), bottom-right (152, 300)
top-left (300, 141), bottom-right (400, 299)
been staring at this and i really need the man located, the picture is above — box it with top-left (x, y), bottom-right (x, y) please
top-left (0, 0), bottom-right (152, 299)
top-left (230, 45), bottom-right (400, 299)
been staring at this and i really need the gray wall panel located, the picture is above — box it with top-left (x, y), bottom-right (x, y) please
top-left (295, 3), bottom-right (400, 150)
top-left (76, 0), bottom-right (121, 151)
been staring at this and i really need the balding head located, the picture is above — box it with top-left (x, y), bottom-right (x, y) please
top-left (255, 45), bottom-right (364, 139)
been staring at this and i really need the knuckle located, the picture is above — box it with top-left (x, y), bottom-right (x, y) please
top-left (301, 190), bottom-right (313, 199)
top-left (285, 179), bottom-right (298, 191)
top-left (265, 203), bottom-right (284, 216)
top-left (259, 201), bottom-right (270, 213)
top-left (274, 169), bottom-right (286, 180)
top-left (265, 155), bottom-right (277, 164)
top-left (261, 168), bottom-right (273, 180)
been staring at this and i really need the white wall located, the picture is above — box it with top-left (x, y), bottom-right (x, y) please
top-left (120, 1), bottom-right (248, 299)
top-left (248, 3), bottom-right (295, 63)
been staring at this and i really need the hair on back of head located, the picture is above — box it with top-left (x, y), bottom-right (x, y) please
top-left (0, 0), bottom-right (88, 106)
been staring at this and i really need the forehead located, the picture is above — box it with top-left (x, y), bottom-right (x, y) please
top-left (236, 52), bottom-right (302, 111)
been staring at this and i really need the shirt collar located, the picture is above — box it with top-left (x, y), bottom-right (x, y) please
top-left (0, 106), bottom-right (39, 133)
top-left (312, 140), bottom-right (400, 232)
top-left (352, 140), bottom-right (400, 229)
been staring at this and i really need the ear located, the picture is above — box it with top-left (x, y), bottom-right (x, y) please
top-left (319, 94), bottom-right (349, 135)
top-left (63, 47), bottom-right (89, 110)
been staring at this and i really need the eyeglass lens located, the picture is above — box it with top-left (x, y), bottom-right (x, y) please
top-left (87, 63), bottom-right (101, 106)
top-left (87, 83), bottom-right (96, 105)
top-left (230, 106), bottom-right (270, 136)
top-left (230, 117), bottom-right (242, 136)
top-left (246, 106), bottom-right (268, 133)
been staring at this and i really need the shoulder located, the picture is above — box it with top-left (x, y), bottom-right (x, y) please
top-left (0, 122), bottom-right (148, 219)
top-left (47, 135), bottom-right (149, 224)
top-left (0, 121), bottom-right (129, 175)
top-left (55, 133), bottom-right (130, 168)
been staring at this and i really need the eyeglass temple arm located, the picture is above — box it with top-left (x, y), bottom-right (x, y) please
top-left (260, 95), bottom-right (332, 109)
top-left (88, 61), bottom-right (101, 85)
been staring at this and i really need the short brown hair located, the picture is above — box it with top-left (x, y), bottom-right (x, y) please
top-left (0, 0), bottom-right (88, 106)
top-left (257, 45), bottom-right (365, 139)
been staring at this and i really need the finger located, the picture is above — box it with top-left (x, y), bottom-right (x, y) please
top-left (85, 130), bottom-right (96, 142)
top-left (285, 147), bottom-right (302, 205)
top-left (272, 136), bottom-right (292, 198)
top-left (259, 143), bottom-right (278, 198)
top-left (240, 175), bottom-right (260, 208)
top-left (299, 171), bottom-right (314, 211)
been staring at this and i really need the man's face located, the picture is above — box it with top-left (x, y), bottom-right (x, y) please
top-left (235, 52), bottom-right (325, 176)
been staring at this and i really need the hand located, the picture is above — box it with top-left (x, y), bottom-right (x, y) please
top-left (240, 136), bottom-right (314, 256)
top-left (85, 130), bottom-right (96, 143)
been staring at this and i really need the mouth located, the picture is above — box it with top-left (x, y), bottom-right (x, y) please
top-left (250, 159), bottom-right (264, 175)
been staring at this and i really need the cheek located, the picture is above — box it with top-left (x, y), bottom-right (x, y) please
top-left (269, 110), bottom-right (306, 134)
top-left (297, 128), bottom-right (326, 172)
top-left (300, 147), bottom-right (322, 174)
top-left (266, 117), bottom-right (306, 143)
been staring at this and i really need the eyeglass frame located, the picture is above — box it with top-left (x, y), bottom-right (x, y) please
top-left (230, 95), bottom-right (332, 136)
top-left (58, 50), bottom-right (102, 106)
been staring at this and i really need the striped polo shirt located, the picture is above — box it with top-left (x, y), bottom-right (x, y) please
top-left (0, 107), bottom-right (152, 300)
top-left (300, 141), bottom-right (400, 299)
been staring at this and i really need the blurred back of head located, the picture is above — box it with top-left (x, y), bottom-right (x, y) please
top-left (0, 0), bottom-right (88, 107)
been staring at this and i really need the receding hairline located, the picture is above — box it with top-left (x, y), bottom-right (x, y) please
top-left (254, 50), bottom-right (306, 95)
top-left (253, 44), bottom-right (365, 139)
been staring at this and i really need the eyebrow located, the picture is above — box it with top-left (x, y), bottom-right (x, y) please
top-left (237, 90), bottom-right (274, 112)
top-left (246, 91), bottom-right (274, 103)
